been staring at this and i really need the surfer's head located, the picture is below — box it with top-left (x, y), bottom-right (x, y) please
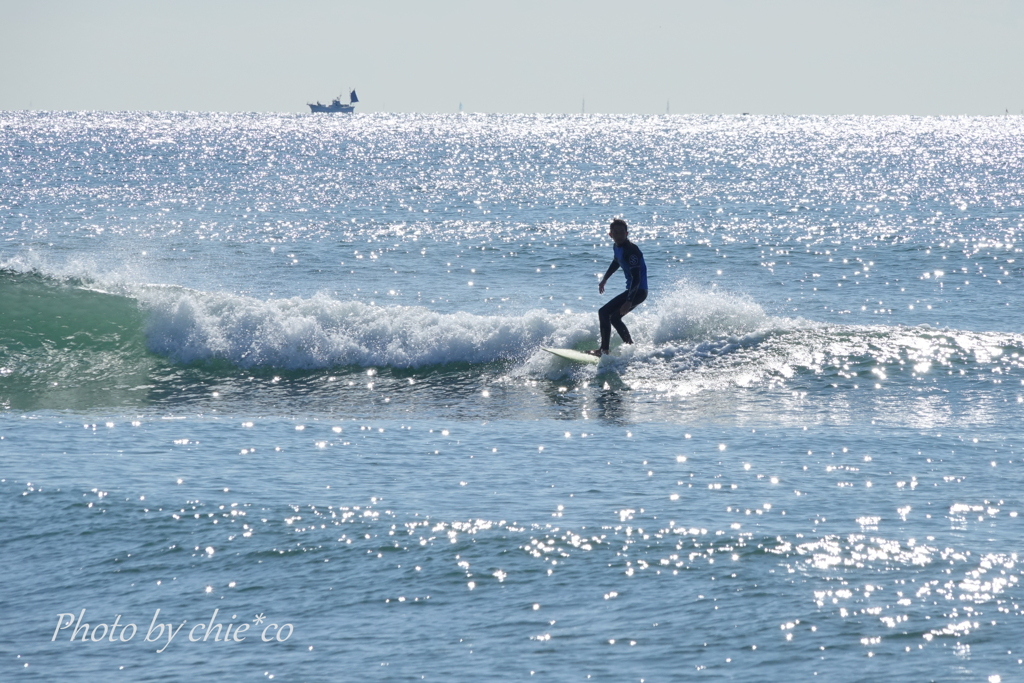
top-left (609, 218), bottom-right (629, 245)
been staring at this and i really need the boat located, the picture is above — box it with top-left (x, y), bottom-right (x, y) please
top-left (308, 89), bottom-right (358, 113)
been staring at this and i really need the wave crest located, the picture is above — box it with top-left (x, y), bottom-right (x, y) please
top-left (140, 288), bottom-right (564, 369)
top-left (646, 281), bottom-right (777, 343)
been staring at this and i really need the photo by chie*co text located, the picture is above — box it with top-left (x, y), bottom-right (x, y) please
top-left (51, 609), bottom-right (293, 653)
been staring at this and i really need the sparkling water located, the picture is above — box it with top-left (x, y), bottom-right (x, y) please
top-left (1, 112), bottom-right (1022, 681)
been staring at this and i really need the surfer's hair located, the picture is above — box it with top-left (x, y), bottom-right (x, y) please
top-left (610, 218), bottom-right (628, 234)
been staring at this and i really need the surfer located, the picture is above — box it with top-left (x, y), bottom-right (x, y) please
top-left (589, 218), bottom-right (648, 357)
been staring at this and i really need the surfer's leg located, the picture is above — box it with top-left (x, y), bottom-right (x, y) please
top-left (610, 290), bottom-right (646, 345)
top-left (610, 311), bottom-right (632, 344)
top-left (599, 292), bottom-right (630, 351)
top-left (598, 301), bottom-right (614, 352)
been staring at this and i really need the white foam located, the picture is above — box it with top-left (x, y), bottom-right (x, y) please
top-left (643, 281), bottom-right (779, 343)
top-left (138, 280), bottom-right (803, 372)
top-left (138, 287), bottom-right (577, 369)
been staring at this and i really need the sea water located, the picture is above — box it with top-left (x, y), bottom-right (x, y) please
top-left (1, 112), bottom-right (1022, 681)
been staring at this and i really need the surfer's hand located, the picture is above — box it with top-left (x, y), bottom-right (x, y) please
top-left (619, 300), bottom-right (633, 315)
top-left (598, 280), bottom-right (606, 294)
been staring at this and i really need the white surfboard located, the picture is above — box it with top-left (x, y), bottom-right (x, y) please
top-left (542, 347), bottom-right (601, 364)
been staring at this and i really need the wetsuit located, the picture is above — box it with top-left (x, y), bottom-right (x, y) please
top-left (599, 241), bottom-right (648, 352)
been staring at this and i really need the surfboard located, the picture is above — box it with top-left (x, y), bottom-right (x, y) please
top-left (542, 347), bottom-right (601, 364)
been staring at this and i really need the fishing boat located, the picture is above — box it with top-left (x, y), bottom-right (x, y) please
top-left (308, 89), bottom-right (358, 113)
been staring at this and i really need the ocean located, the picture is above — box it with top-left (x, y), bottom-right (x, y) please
top-left (1, 111), bottom-right (1022, 681)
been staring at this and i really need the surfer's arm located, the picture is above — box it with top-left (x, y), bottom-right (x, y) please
top-left (599, 261), bottom-right (619, 293)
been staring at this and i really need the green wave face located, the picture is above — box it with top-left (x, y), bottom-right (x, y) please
top-left (0, 271), bottom-right (157, 411)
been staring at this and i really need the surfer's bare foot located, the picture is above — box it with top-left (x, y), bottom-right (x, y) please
top-left (587, 349), bottom-right (606, 357)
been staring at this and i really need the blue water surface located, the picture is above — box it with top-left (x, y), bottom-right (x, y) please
top-left (1, 112), bottom-right (1023, 682)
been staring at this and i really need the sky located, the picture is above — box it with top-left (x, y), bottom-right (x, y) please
top-left (2, 0), bottom-right (1023, 115)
